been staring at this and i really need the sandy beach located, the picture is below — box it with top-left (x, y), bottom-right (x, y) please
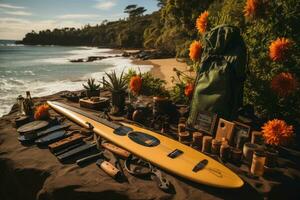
top-left (132, 58), bottom-right (189, 88)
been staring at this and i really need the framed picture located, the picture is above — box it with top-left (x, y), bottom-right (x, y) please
top-left (193, 111), bottom-right (217, 135)
top-left (232, 121), bottom-right (251, 147)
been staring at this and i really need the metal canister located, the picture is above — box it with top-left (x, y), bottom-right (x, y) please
top-left (211, 139), bottom-right (222, 155)
top-left (220, 143), bottom-right (230, 161)
top-left (250, 150), bottom-right (266, 176)
top-left (153, 96), bottom-right (169, 117)
top-left (17, 95), bottom-right (25, 115)
top-left (202, 136), bottom-right (212, 153)
top-left (236, 135), bottom-right (248, 149)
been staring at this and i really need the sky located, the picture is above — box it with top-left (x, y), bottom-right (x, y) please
top-left (0, 0), bottom-right (159, 40)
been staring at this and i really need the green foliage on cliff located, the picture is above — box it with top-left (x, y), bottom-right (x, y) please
top-left (20, 1), bottom-right (214, 55)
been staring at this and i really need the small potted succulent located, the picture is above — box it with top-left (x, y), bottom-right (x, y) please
top-left (82, 78), bottom-right (101, 98)
top-left (102, 70), bottom-right (127, 114)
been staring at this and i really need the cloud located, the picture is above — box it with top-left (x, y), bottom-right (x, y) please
top-left (0, 17), bottom-right (83, 40)
top-left (95, 1), bottom-right (117, 10)
top-left (4, 11), bottom-right (32, 16)
top-left (57, 14), bottom-right (98, 20)
top-left (0, 3), bottom-right (25, 9)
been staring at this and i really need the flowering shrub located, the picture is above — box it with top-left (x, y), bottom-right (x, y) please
top-left (271, 72), bottom-right (298, 97)
top-left (189, 41), bottom-right (202, 61)
top-left (262, 119), bottom-right (294, 146)
top-left (206, 0), bottom-right (300, 127)
top-left (34, 104), bottom-right (50, 120)
top-left (269, 38), bottom-right (293, 62)
top-left (129, 75), bottom-right (142, 95)
top-left (124, 69), bottom-right (167, 96)
top-left (196, 11), bottom-right (209, 34)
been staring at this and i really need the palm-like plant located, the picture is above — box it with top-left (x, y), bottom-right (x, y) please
top-left (102, 70), bottom-right (127, 92)
top-left (102, 70), bottom-right (127, 114)
top-left (83, 78), bottom-right (100, 91)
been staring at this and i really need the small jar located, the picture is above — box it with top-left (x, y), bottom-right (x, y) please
top-left (179, 117), bottom-right (186, 124)
top-left (265, 148), bottom-right (279, 168)
top-left (220, 143), bottom-right (230, 161)
top-left (192, 132), bottom-right (203, 145)
top-left (250, 150), bottom-right (266, 176)
top-left (179, 131), bottom-right (190, 143)
top-left (202, 136), bottom-right (212, 153)
top-left (178, 123), bottom-right (186, 134)
top-left (231, 148), bottom-right (243, 164)
top-left (243, 143), bottom-right (259, 163)
top-left (211, 139), bottom-right (222, 155)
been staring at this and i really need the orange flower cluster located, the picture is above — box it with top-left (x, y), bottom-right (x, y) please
top-left (261, 119), bottom-right (294, 146)
top-left (129, 75), bottom-right (142, 94)
top-left (196, 11), bottom-right (209, 34)
top-left (244, 0), bottom-right (259, 17)
top-left (34, 104), bottom-right (50, 120)
top-left (189, 41), bottom-right (202, 61)
top-left (271, 72), bottom-right (298, 97)
top-left (269, 38), bottom-right (292, 62)
top-left (184, 83), bottom-right (194, 97)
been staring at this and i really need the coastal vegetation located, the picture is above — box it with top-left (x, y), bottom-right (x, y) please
top-left (21, 0), bottom-right (300, 127)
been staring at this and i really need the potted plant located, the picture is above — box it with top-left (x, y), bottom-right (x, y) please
top-left (261, 119), bottom-right (294, 167)
top-left (102, 70), bottom-right (127, 114)
top-left (82, 78), bottom-right (100, 98)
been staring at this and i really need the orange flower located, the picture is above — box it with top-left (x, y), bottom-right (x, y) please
top-left (269, 38), bottom-right (292, 62)
top-left (244, 0), bottom-right (258, 17)
top-left (271, 72), bottom-right (298, 97)
top-left (34, 104), bottom-right (50, 120)
top-left (189, 41), bottom-right (202, 61)
top-left (261, 119), bottom-right (294, 146)
top-left (196, 11), bottom-right (209, 34)
top-left (184, 83), bottom-right (194, 97)
top-left (129, 75), bottom-right (142, 94)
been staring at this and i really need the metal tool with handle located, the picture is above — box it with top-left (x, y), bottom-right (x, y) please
top-left (149, 164), bottom-right (172, 192)
top-left (76, 152), bottom-right (103, 166)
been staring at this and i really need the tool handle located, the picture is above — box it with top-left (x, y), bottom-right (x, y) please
top-left (101, 142), bottom-right (130, 158)
top-left (97, 159), bottom-right (121, 178)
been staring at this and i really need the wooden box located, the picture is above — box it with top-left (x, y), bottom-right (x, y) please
top-left (79, 97), bottom-right (109, 110)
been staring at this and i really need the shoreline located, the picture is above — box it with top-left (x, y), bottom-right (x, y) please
top-left (132, 58), bottom-right (188, 88)
top-left (0, 45), bottom-right (187, 117)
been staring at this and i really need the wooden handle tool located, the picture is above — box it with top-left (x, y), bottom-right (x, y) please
top-left (101, 142), bottom-right (130, 158)
top-left (96, 159), bottom-right (121, 179)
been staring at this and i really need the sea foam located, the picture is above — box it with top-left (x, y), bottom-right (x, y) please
top-left (0, 46), bottom-right (153, 117)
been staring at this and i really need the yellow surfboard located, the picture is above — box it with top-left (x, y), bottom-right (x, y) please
top-left (47, 101), bottom-right (244, 189)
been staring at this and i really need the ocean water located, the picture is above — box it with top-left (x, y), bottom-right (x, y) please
top-left (0, 40), bottom-right (152, 117)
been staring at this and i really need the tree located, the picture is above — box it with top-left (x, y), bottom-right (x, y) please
top-left (124, 4), bottom-right (147, 18)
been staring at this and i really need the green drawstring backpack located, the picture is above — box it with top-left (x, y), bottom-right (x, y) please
top-left (188, 25), bottom-right (247, 126)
